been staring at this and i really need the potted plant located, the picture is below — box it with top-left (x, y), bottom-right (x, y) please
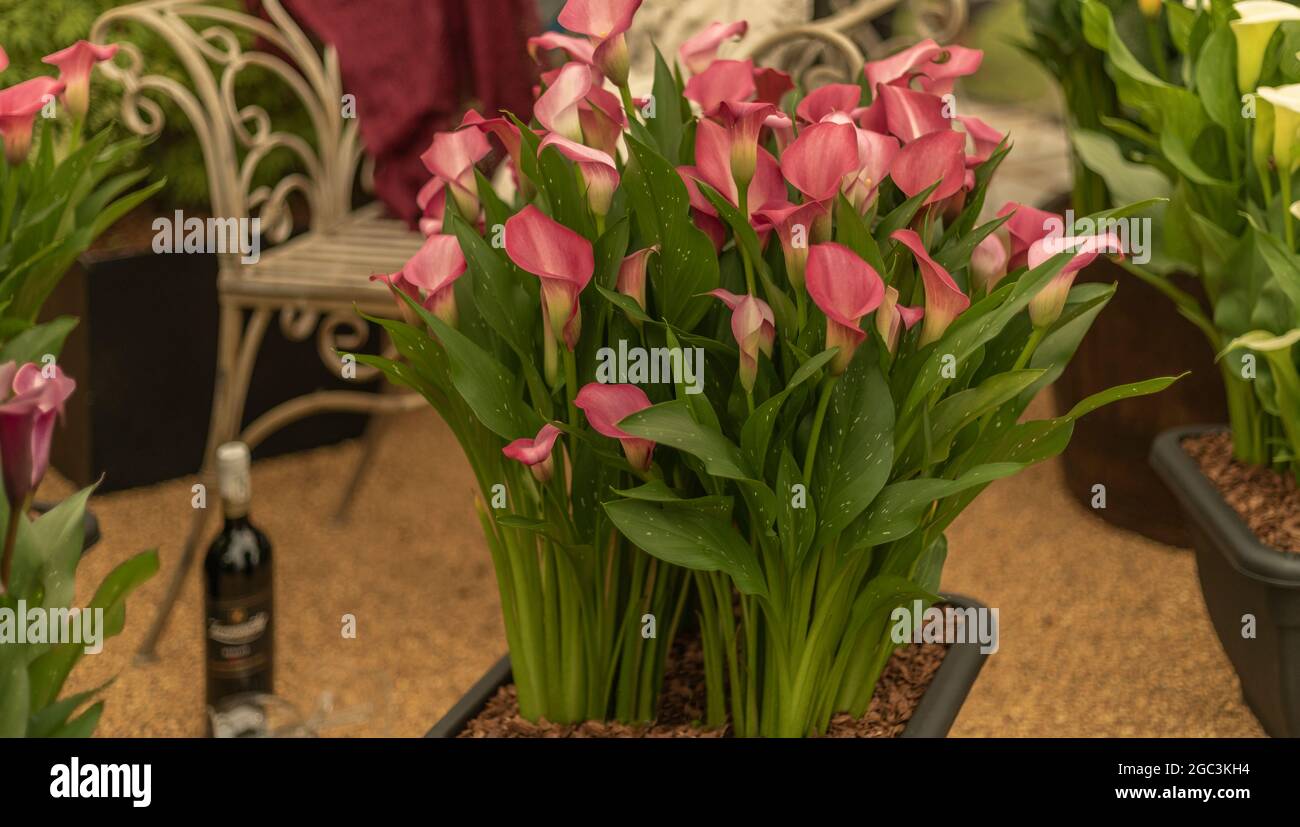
top-left (1081, 0), bottom-right (1300, 736)
top-left (357, 0), bottom-right (1175, 736)
top-left (1020, 0), bottom-right (1228, 545)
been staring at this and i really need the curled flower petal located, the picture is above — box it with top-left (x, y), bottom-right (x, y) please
top-left (420, 128), bottom-right (491, 219)
top-left (875, 285), bottom-right (925, 354)
top-left (0, 76), bottom-right (65, 165)
top-left (0, 361), bottom-right (75, 509)
top-left (795, 83), bottom-right (862, 124)
top-left (505, 205), bottom-right (595, 349)
top-left (997, 202), bottom-right (1064, 270)
top-left (916, 44), bottom-right (983, 96)
top-left (527, 32), bottom-right (596, 67)
top-left (781, 121), bottom-right (860, 203)
top-left (684, 58), bottom-right (755, 114)
top-left (708, 291), bottom-right (775, 392)
top-left (957, 115), bottom-right (1003, 164)
top-left (878, 83), bottom-right (951, 143)
top-left (559, 0), bottom-right (641, 39)
top-left (42, 40), bottom-right (117, 118)
top-left (890, 129), bottom-right (966, 205)
top-left (891, 229), bottom-right (970, 346)
top-left (807, 242), bottom-right (885, 374)
top-left (753, 200), bottom-right (825, 290)
top-left (1026, 232), bottom-right (1125, 327)
top-left (535, 61), bottom-right (592, 143)
top-left (503, 422), bottom-right (563, 482)
top-left (680, 20), bottom-right (749, 75)
top-left (752, 66), bottom-right (794, 105)
top-left (970, 232), bottom-right (1010, 294)
top-left (616, 245), bottom-right (659, 314)
top-left (539, 132), bottom-right (620, 216)
top-left (864, 39), bottom-right (944, 90)
top-left (575, 382), bottom-right (655, 471)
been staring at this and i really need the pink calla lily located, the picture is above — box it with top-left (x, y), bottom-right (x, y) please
top-left (539, 132), bottom-right (620, 216)
top-left (864, 39), bottom-right (944, 90)
top-left (575, 382), bottom-right (655, 472)
top-left (915, 44), bottom-right (983, 96)
top-left (875, 286), bottom-right (925, 355)
top-left (558, 0), bottom-right (641, 85)
top-left (680, 21), bottom-right (749, 75)
top-left (716, 99), bottom-right (776, 191)
top-left (957, 114), bottom-right (1003, 164)
top-left (616, 245), bottom-right (659, 317)
top-left (420, 127), bottom-right (491, 221)
top-left (527, 32), bottom-right (597, 67)
top-left (890, 129), bottom-right (966, 205)
top-left (891, 229), bottom-right (970, 346)
top-left (0, 361), bottom-right (75, 512)
top-left (1026, 232), bottom-right (1125, 327)
top-left (503, 422), bottom-right (563, 483)
top-left (0, 46), bottom-right (7, 74)
top-left (781, 120), bottom-right (860, 204)
top-left (684, 59), bottom-right (756, 114)
top-left (997, 202), bottom-right (1063, 270)
top-left (0, 76), bottom-right (65, 165)
top-left (579, 85), bottom-right (627, 158)
top-left (753, 200), bottom-right (826, 291)
top-left (403, 233), bottom-right (468, 326)
top-left (42, 40), bottom-right (118, 118)
top-left (461, 110), bottom-right (526, 183)
top-left (504, 205), bottom-right (594, 351)
top-left (679, 118), bottom-right (784, 221)
top-left (877, 83), bottom-right (951, 144)
top-left (820, 113), bottom-right (899, 212)
top-left (535, 61), bottom-right (593, 143)
top-left (970, 232), bottom-right (1010, 293)
top-left (753, 66), bottom-right (794, 105)
top-left (708, 289), bottom-right (775, 392)
top-left (806, 242), bottom-right (886, 374)
top-left (795, 83), bottom-right (862, 124)
top-left (416, 177), bottom-right (447, 236)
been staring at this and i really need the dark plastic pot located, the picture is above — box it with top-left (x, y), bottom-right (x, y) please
top-left (1151, 426), bottom-right (1300, 737)
top-left (427, 593), bottom-right (990, 738)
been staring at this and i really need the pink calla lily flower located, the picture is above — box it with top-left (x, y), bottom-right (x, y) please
top-left (915, 44), bottom-right (983, 96)
top-left (461, 110), bottom-right (526, 183)
top-left (504, 205), bottom-right (594, 351)
top-left (807, 242), bottom-right (886, 374)
top-left (0, 76), bottom-right (65, 165)
top-left (420, 127), bottom-right (491, 221)
top-left (819, 113), bottom-right (899, 212)
top-left (970, 232), bottom-right (1010, 294)
top-left (1026, 232), bottom-right (1125, 327)
top-left (678, 118), bottom-right (784, 221)
top-left (404, 233), bottom-right (468, 326)
top-left (680, 21), bottom-right (749, 75)
top-left (579, 85), bottom-right (627, 158)
top-left (864, 39), bottom-right (944, 90)
top-left (616, 245), bottom-right (659, 317)
top-left (503, 422), bottom-right (563, 483)
top-left (891, 229), bottom-right (970, 346)
top-left (716, 99), bottom-right (776, 192)
top-left (875, 286), bottom-right (925, 355)
top-left (539, 132), bottom-right (620, 217)
top-left (958, 115), bottom-right (1004, 165)
top-left (877, 83), bottom-right (951, 144)
top-left (781, 120), bottom-right (860, 204)
top-left (0, 46), bottom-right (7, 74)
top-left (753, 200), bottom-right (826, 291)
top-left (0, 361), bottom-right (75, 513)
top-left (558, 0), bottom-right (641, 85)
top-left (416, 177), bottom-right (447, 236)
top-left (708, 289), bottom-right (775, 392)
top-left (890, 129), bottom-right (966, 205)
top-left (42, 40), bottom-right (118, 119)
top-left (997, 202), bottom-right (1063, 270)
top-left (527, 32), bottom-right (597, 68)
top-left (795, 83), bottom-right (862, 124)
top-left (535, 61), bottom-right (593, 143)
top-left (684, 59), bottom-right (756, 114)
top-left (753, 66), bottom-right (794, 105)
top-left (575, 382), bottom-right (655, 472)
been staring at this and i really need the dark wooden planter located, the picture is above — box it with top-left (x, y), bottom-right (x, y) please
top-left (427, 593), bottom-right (991, 738)
top-left (1053, 256), bottom-right (1227, 546)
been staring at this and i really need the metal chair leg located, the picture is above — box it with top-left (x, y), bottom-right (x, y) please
top-left (136, 304), bottom-right (268, 663)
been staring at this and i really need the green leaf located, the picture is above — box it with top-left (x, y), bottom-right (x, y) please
top-left (619, 398), bottom-right (753, 480)
top-left (850, 463), bottom-right (1026, 550)
top-left (0, 316), bottom-right (77, 364)
top-left (604, 498), bottom-right (767, 596)
top-left (646, 45), bottom-right (684, 165)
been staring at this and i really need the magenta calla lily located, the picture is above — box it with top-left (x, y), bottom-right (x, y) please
top-left (877, 83), bottom-right (951, 144)
top-left (679, 118), bottom-right (784, 221)
top-left (997, 202), bottom-right (1063, 270)
top-left (708, 289), bottom-right (775, 392)
top-left (890, 129), bottom-right (966, 205)
top-left (420, 127), bottom-right (490, 221)
top-left (1026, 232), bottom-right (1125, 327)
top-left (539, 132), bottom-right (620, 217)
top-left (535, 61), bottom-right (593, 143)
top-left (0, 76), bottom-right (65, 165)
top-left (528, 32), bottom-right (597, 67)
top-left (781, 120), bottom-right (860, 204)
top-left (503, 423), bottom-right (563, 483)
top-left (684, 59), bottom-right (756, 114)
top-left (970, 231), bottom-right (1010, 294)
top-left (891, 229), bottom-right (970, 346)
top-left (403, 233), bottom-right (468, 326)
top-left (863, 39), bottom-right (944, 90)
top-left (505, 205), bottom-right (594, 351)
top-left (0, 361), bottom-right (75, 512)
top-left (795, 83), bottom-right (862, 124)
top-left (575, 382), bottom-right (655, 472)
top-left (875, 286), bottom-right (925, 355)
top-left (461, 110), bottom-right (526, 183)
top-left (616, 245), bottom-right (659, 317)
top-left (42, 40), bottom-right (118, 119)
top-left (958, 115), bottom-right (1003, 164)
top-left (822, 115), bottom-right (899, 212)
top-left (807, 242), bottom-right (885, 374)
top-left (680, 21), bottom-right (749, 75)
top-left (915, 44), bottom-right (983, 96)
top-left (716, 99), bottom-right (776, 192)
top-left (558, 0), bottom-right (641, 85)
top-left (754, 200), bottom-right (825, 291)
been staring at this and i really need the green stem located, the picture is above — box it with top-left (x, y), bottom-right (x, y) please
top-left (739, 229), bottom-right (756, 296)
top-left (0, 494), bottom-right (25, 594)
top-left (563, 348), bottom-right (579, 427)
top-left (802, 376), bottom-right (838, 487)
top-left (1012, 326), bottom-right (1047, 373)
top-left (1282, 168), bottom-right (1295, 251)
top-left (619, 83), bottom-right (639, 125)
top-left (1144, 16), bottom-right (1168, 82)
top-left (0, 169), bottom-right (19, 243)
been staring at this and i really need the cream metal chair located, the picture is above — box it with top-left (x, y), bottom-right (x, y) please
top-left (89, 0), bottom-right (426, 661)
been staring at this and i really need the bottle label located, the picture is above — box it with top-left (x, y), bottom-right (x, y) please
top-left (206, 593), bottom-right (272, 679)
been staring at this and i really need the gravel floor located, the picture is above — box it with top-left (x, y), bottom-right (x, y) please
top-left (51, 392), bottom-right (1263, 738)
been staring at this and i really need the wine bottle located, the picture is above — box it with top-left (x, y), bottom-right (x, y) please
top-left (204, 441), bottom-right (274, 735)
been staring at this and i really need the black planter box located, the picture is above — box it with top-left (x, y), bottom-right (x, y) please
top-left (1151, 427), bottom-right (1300, 737)
top-left (427, 593), bottom-right (990, 738)
top-left (43, 244), bottom-right (375, 492)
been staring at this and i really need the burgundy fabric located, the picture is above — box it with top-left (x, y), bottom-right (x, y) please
top-left (273, 0), bottom-right (539, 224)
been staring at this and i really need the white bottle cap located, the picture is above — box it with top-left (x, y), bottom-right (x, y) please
top-left (216, 441), bottom-right (251, 512)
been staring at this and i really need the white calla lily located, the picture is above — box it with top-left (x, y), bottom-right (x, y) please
top-left (1231, 1), bottom-right (1300, 92)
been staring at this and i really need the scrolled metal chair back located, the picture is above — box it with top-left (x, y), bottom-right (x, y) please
top-left (89, 0), bottom-right (365, 244)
